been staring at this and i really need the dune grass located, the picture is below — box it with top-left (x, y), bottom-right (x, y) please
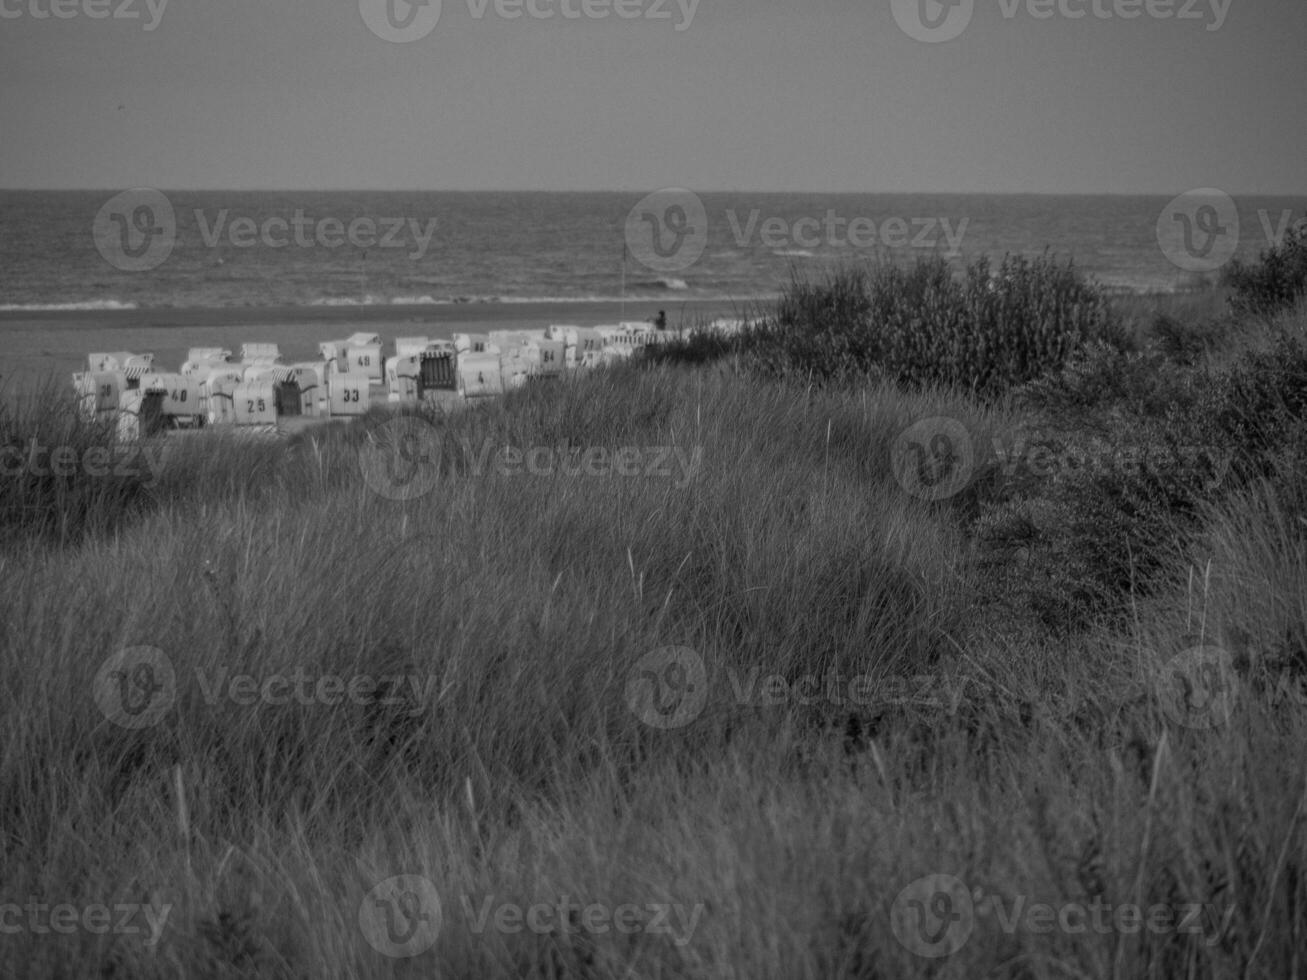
top-left (2, 260), bottom-right (1306, 977)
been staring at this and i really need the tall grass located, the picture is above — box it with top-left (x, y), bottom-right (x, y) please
top-left (3, 251), bottom-right (1307, 976)
top-left (0, 379), bottom-right (157, 547)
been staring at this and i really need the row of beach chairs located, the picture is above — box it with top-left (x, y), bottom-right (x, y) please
top-left (70, 321), bottom-right (747, 439)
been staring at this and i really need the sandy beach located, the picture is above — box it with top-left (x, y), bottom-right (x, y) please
top-left (0, 299), bottom-right (758, 395)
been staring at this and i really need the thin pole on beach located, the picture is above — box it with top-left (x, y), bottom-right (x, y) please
top-left (620, 239), bottom-right (627, 321)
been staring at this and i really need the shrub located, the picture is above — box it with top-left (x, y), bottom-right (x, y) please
top-left (976, 333), bottom-right (1307, 629)
top-left (1225, 225), bottom-right (1307, 318)
top-left (1196, 334), bottom-right (1307, 465)
top-left (742, 253), bottom-right (1125, 396)
top-left (975, 411), bottom-right (1230, 630)
top-left (1014, 342), bottom-right (1208, 432)
top-left (642, 320), bottom-right (755, 367)
top-left (1149, 311), bottom-right (1234, 365)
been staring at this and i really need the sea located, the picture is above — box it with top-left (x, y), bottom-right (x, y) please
top-left (0, 190), bottom-right (1302, 312)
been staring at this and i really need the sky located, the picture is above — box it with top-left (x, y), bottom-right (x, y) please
top-left (0, 0), bottom-right (1303, 194)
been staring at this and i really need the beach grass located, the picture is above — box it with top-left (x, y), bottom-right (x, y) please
top-left (1, 253), bottom-right (1306, 977)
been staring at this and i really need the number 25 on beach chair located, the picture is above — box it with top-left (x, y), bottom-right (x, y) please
top-left (232, 380), bottom-right (277, 426)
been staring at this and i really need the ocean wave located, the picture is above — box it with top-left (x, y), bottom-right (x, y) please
top-left (0, 299), bottom-right (140, 312)
top-left (0, 289), bottom-right (785, 313)
top-left (772, 249), bottom-right (816, 258)
top-left (627, 278), bottom-right (689, 291)
top-left (304, 290), bottom-right (727, 307)
top-left (492, 294), bottom-right (692, 304)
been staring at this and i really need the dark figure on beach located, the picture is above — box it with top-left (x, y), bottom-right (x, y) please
top-left (655, 310), bottom-right (667, 331)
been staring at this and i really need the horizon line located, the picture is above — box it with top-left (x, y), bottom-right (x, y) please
top-left (1, 187), bottom-right (1302, 198)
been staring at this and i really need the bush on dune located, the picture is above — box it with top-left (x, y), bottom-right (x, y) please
top-left (642, 313), bottom-right (764, 367)
top-left (1225, 224), bottom-right (1307, 318)
top-left (1149, 310), bottom-right (1236, 364)
top-left (974, 407), bottom-right (1233, 630)
top-left (740, 252), bottom-right (1126, 396)
top-left (974, 303), bottom-right (1307, 630)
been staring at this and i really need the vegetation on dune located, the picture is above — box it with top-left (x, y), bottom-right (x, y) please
top-left (728, 252), bottom-right (1127, 395)
top-left (0, 379), bottom-right (157, 546)
top-left (1224, 224), bottom-right (1307, 318)
top-left (2, 245), bottom-right (1307, 977)
top-left (971, 327), bottom-right (1307, 630)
